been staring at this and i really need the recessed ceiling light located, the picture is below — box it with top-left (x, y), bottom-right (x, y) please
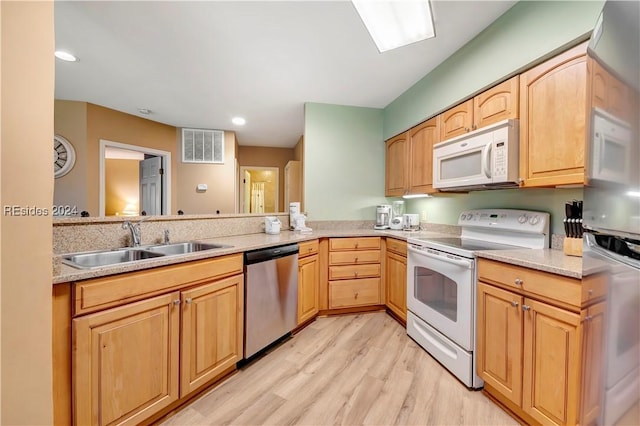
top-left (232, 117), bottom-right (246, 126)
top-left (352, 0), bottom-right (435, 53)
top-left (138, 108), bottom-right (152, 115)
top-left (54, 50), bottom-right (78, 62)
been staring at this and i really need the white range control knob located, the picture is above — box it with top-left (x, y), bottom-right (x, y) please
top-left (518, 215), bottom-right (528, 224)
top-left (460, 214), bottom-right (467, 220)
top-left (528, 215), bottom-right (540, 226)
top-left (467, 214), bottom-right (474, 221)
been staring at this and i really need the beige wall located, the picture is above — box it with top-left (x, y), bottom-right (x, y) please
top-left (105, 159), bottom-right (139, 216)
top-left (177, 131), bottom-right (237, 214)
top-left (53, 100), bottom-right (87, 211)
top-left (237, 146), bottom-right (295, 211)
top-left (54, 101), bottom-right (178, 216)
top-left (1, 2), bottom-right (54, 424)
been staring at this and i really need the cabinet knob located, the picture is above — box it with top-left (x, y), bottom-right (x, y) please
top-left (464, 127), bottom-right (470, 132)
top-left (355, 243), bottom-right (359, 249)
top-left (354, 272), bottom-right (359, 278)
top-left (585, 315), bottom-right (593, 322)
top-left (173, 299), bottom-right (181, 306)
top-left (472, 124), bottom-right (477, 130)
top-left (511, 301), bottom-right (519, 307)
top-left (514, 278), bottom-right (523, 285)
top-left (522, 305), bottom-right (531, 311)
top-left (588, 289), bottom-right (594, 296)
top-left (355, 257), bottom-right (359, 263)
top-left (185, 298), bottom-right (193, 304)
top-left (355, 292), bottom-right (359, 299)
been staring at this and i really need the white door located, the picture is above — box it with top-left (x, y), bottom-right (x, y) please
top-left (139, 156), bottom-right (162, 215)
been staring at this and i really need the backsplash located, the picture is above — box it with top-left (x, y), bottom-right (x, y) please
top-left (53, 214), bottom-right (290, 254)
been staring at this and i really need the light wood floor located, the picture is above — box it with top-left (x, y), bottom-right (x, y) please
top-left (160, 312), bottom-right (517, 425)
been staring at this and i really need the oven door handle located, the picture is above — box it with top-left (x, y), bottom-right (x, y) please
top-left (408, 246), bottom-right (473, 269)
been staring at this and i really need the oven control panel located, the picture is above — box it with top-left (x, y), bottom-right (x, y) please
top-left (458, 209), bottom-right (549, 235)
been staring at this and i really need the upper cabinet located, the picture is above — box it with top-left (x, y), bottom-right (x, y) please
top-left (440, 76), bottom-right (519, 141)
top-left (519, 42), bottom-right (588, 187)
top-left (385, 117), bottom-right (440, 197)
top-left (385, 133), bottom-right (409, 197)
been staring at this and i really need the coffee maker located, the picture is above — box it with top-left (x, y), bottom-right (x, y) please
top-left (374, 205), bottom-right (391, 229)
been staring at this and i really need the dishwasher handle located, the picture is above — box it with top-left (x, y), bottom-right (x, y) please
top-left (244, 243), bottom-right (299, 265)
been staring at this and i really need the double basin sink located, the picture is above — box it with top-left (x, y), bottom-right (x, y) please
top-left (62, 242), bottom-right (233, 269)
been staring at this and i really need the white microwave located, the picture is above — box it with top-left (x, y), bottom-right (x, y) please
top-left (433, 119), bottom-right (519, 191)
top-left (588, 108), bottom-right (632, 186)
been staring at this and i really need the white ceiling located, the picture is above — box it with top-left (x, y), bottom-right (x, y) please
top-left (54, 1), bottom-right (517, 148)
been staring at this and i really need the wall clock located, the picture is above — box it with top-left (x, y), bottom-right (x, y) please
top-left (54, 134), bottom-right (76, 178)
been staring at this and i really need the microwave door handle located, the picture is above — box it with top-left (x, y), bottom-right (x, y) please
top-left (482, 141), bottom-right (492, 178)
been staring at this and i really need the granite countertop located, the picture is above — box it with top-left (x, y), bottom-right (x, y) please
top-left (52, 229), bottom-right (452, 284)
top-left (475, 248), bottom-right (582, 279)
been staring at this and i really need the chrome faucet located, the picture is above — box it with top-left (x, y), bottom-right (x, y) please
top-left (122, 217), bottom-right (150, 247)
top-left (163, 229), bottom-right (170, 244)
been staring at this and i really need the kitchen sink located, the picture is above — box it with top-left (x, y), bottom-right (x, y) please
top-left (146, 242), bottom-right (233, 256)
top-left (62, 248), bottom-right (164, 269)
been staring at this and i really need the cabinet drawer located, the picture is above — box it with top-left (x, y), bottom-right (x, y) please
top-left (329, 278), bottom-right (380, 308)
top-left (74, 254), bottom-right (244, 316)
top-left (478, 259), bottom-right (582, 308)
top-left (386, 238), bottom-right (407, 256)
top-left (330, 237), bottom-right (381, 251)
top-left (329, 264), bottom-right (380, 280)
top-left (329, 250), bottom-right (380, 265)
top-left (298, 239), bottom-right (319, 258)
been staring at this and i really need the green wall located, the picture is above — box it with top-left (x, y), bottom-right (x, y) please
top-left (304, 103), bottom-right (385, 220)
top-left (303, 1), bottom-right (603, 231)
top-left (405, 188), bottom-right (584, 237)
top-left (384, 0), bottom-right (604, 139)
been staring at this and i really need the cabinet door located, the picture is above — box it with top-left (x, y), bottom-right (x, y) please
top-left (522, 298), bottom-right (581, 426)
top-left (476, 282), bottom-right (523, 405)
top-left (519, 42), bottom-right (588, 187)
top-left (440, 99), bottom-right (473, 141)
top-left (385, 133), bottom-right (409, 196)
top-left (580, 302), bottom-right (606, 426)
top-left (180, 275), bottom-right (244, 396)
top-left (408, 117), bottom-right (439, 194)
top-left (73, 292), bottom-right (180, 426)
top-left (473, 76), bottom-right (519, 129)
top-left (298, 254), bottom-right (319, 325)
top-left (385, 250), bottom-right (407, 322)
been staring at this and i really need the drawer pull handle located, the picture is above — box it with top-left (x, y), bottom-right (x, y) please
top-left (588, 289), bottom-right (594, 296)
top-left (511, 301), bottom-right (519, 307)
top-left (514, 278), bottom-right (523, 285)
top-left (355, 243), bottom-right (359, 249)
top-left (522, 305), bottom-right (531, 311)
top-left (354, 272), bottom-right (358, 278)
top-left (355, 257), bottom-right (359, 263)
top-left (185, 298), bottom-right (193, 305)
top-left (173, 299), bottom-right (181, 306)
top-left (355, 292), bottom-right (359, 299)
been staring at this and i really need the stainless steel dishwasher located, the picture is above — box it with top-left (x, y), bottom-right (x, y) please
top-left (244, 243), bottom-right (299, 359)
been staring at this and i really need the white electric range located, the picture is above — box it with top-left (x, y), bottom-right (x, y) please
top-left (406, 209), bottom-right (550, 388)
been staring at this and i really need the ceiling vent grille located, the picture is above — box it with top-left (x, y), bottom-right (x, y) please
top-left (181, 128), bottom-right (224, 164)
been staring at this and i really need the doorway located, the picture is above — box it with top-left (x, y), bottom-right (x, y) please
top-left (239, 166), bottom-right (279, 213)
top-left (99, 140), bottom-right (171, 216)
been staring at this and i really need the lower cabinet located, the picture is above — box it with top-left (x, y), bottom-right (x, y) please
top-left (477, 259), bottom-right (605, 426)
top-left (385, 238), bottom-right (407, 322)
top-left (73, 292), bottom-right (181, 426)
top-left (180, 275), bottom-right (244, 395)
top-left (297, 240), bottom-right (319, 325)
top-left (71, 255), bottom-right (244, 425)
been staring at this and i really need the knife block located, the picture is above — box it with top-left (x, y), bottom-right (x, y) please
top-left (563, 237), bottom-right (583, 257)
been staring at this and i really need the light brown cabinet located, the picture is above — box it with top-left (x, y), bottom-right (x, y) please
top-left (385, 117), bottom-right (440, 197)
top-left (180, 275), bottom-right (244, 395)
top-left (385, 132), bottom-right (409, 197)
top-left (519, 42), bottom-right (588, 187)
top-left (328, 237), bottom-right (381, 309)
top-left (440, 76), bottom-right (519, 141)
top-left (73, 292), bottom-right (181, 426)
top-left (476, 258), bottom-right (605, 426)
top-left (385, 238), bottom-right (407, 323)
top-left (70, 255), bottom-right (244, 425)
top-left (297, 239), bottom-right (319, 325)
